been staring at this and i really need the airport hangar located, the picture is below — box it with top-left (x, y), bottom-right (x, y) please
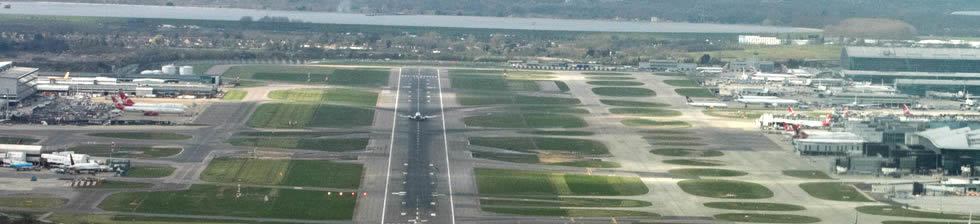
top-left (840, 46), bottom-right (980, 96)
top-left (0, 61), bottom-right (39, 106)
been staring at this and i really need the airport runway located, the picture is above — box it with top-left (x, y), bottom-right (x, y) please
top-left (380, 68), bottom-right (455, 224)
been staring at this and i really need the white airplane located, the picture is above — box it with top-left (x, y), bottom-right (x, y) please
top-left (735, 96), bottom-right (800, 106)
top-left (118, 92), bottom-right (187, 109)
top-left (113, 102), bottom-right (185, 114)
top-left (66, 153), bottom-right (103, 172)
top-left (685, 97), bottom-right (727, 108)
top-left (403, 112), bottom-right (437, 121)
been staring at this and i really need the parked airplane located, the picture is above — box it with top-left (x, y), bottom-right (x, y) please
top-left (9, 162), bottom-right (37, 171)
top-left (47, 72), bottom-right (70, 80)
top-left (66, 153), bottom-right (102, 172)
top-left (902, 104), bottom-right (912, 116)
top-left (788, 106), bottom-right (796, 116)
top-left (113, 101), bottom-right (185, 114)
top-left (780, 114), bottom-right (832, 128)
top-left (685, 97), bottom-right (728, 108)
top-left (119, 92), bottom-right (187, 109)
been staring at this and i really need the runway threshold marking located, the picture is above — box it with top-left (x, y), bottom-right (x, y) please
top-left (436, 69), bottom-right (457, 224)
top-left (381, 67), bottom-right (403, 224)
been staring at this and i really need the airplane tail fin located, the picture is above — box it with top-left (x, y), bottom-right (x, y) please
top-left (63, 72), bottom-right (70, 80)
top-left (842, 106), bottom-right (848, 116)
top-left (902, 104), bottom-right (912, 115)
top-left (788, 106), bottom-right (795, 115)
top-left (16, 139), bottom-right (22, 144)
top-left (686, 96), bottom-right (693, 103)
top-left (114, 103), bottom-right (125, 110)
top-left (125, 98), bottom-right (135, 106)
top-left (69, 153), bottom-right (75, 166)
top-left (823, 114), bottom-right (832, 126)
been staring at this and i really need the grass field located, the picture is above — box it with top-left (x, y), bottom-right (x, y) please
top-left (592, 87), bottom-right (656, 97)
top-left (856, 206), bottom-right (972, 220)
top-left (236, 131), bottom-right (364, 137)
top-left (99, 184), bottom-right (357, 220)
top-left (481, 198), bottom-right (651, 207)
top-left (458, 94), bottom-right (581, 106)
top-left (234, 79), bottom-right (267, 88)
top-left (669, 168), bottom-right (747, 177)
top-left (586, 81), bottom-right (645, 86)
top-left (88, 132), bottom-right (191, 140)
top-left (463, 113), bottom-right (587, 128)
top-left (782, 170), bottom-right (833, 179)
top-left (483, 207), bottom-right (657, 217)
top-left (621, 119), bottom-right (690, 127)
top-left (640, 129), bottom-right (694, 135)
top-left (228, 138), bottom-right (368, 152)
top-left (200, 158), bottom-right (362, 189)
top-left (674, 88), bottom-right (714, 97)
top-left (475, 168), bottom-right (648, 196)
top-left (0, 197), bottom-right (68, 209)
top-left (554, 81), bottom-right (570, 92)
top-left (677, 179), bottom-right (773, 199)
top-left (550, 160), bottom-right (621, 168)
top-left (663, 80), bottom-right (699, 87)
top-left (0, 136), bottom-right (39, 144)
top-left (48, 213), bottom-right (276, 224)
top-left (645, 135), bottom-right (701, 141)
top-left (599, 99), bottom-right (668, 107)
top-left (703, 202), bottom-right (806, 211)
top-left (610, 108), bottom-right (682, 117)
top-left (713, 213), bottom-right (821, 223)
top-left (222, 90), bottom-right (247, 101)
top-left (685, 45), bottom-right (842, 61)
top-left (123, 166), bottom-right (175, 178)
top-left (582, 72), bottom-right (629, 76)
top-left (587, 76), bottom-right (635, 80)
top-left (450, 70), bottom-right (554, 92)
top-left (68, 144), bottom-right (182, 159)
top-left (267, 88), bottom-right (378, 107)
top-left (799, 182), bottom-right (872, 202)
top-left (519, 130), bottom-right (595, 136)
top-left (515, 105), bottom-right (590, 114)
top-left (652, 72), bottom-right (685, 76)
top-left (662, 159), bottom-right (725, 166)
top-left (650, 148), bottom-right (723, 157)
top-left (246, 103), bottom-right (374, 128)
top-left (223, 65), bottom-right (389, 87)
top-left (469, 137), bottom-right (609, 155)
top-left (471, 151), bottom-right (619, 168)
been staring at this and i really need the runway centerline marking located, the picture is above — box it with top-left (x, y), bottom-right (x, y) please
top-left (380, 67), bottom-right (403, 224)
top-left (436, 69), bottom-right (457, 224)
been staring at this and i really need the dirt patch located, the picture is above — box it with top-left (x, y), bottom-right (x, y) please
top-left (536, 150), bottom-right (582, 163)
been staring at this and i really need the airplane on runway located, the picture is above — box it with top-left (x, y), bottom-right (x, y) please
top-left (403, 112), bottom-right (438, 121)
top-left (735, 95), bottom-right (800, 107)
top-left (685, 96), bottom-right (728, 108)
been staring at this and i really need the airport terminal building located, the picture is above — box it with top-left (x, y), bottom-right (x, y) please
top-left (841, 47), bottom-right (980, 96)
top-left (911, 126), bottom-right (980, 176)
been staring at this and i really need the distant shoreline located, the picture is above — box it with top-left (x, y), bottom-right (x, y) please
top-left (0, 1), bottom-right (820, 34)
